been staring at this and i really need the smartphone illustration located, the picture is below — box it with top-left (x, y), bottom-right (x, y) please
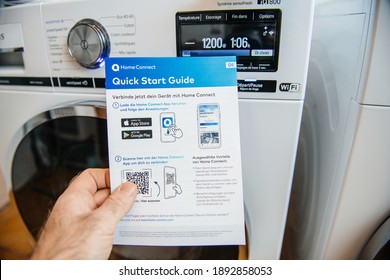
top-left (197, 104), bottom-right (221, 149)
top-left (160, 112), bottom-right (176, 143)
top-left (164, 166), bottom-right (177, 199)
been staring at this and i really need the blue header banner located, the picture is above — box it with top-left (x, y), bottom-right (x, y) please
top-left (105, 57), bottom-right (237, 90)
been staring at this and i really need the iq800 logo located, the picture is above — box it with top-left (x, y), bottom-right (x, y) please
top-left (258, 0), bottom-right (281, 4)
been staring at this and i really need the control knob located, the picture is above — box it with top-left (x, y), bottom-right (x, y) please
top-left (67, 18), bottom-right (110, 69)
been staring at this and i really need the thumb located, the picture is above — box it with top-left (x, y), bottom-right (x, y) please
top-left (96, 182), bottom-right (138, 227)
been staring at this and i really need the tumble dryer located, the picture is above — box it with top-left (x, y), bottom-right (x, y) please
top-left (282, 0), bottom-right (390, 259)
top-left (0, 0), bottom-right (314, 259)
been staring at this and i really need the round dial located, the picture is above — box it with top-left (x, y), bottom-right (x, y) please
top-left (67, 18), bottom-right (110, 69)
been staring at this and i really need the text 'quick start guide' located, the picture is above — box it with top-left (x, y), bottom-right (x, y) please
top-left (106, 57), bottom-right (245, 246)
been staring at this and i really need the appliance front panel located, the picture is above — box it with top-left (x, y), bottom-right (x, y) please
top-left (40, 0), bottom-right (313, 99)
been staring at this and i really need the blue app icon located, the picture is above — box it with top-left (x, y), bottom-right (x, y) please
top-left (162, 117), bottom-right (174, 128)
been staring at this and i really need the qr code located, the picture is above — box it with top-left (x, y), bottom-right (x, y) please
top-left (200, 132), bottom-right (220, 144)
top-left (124, 170), bottom-right (150, 195)
top-left (166, 172), bottom-right (175, 185)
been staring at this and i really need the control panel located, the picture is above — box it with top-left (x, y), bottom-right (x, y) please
top-left (0, 0), bottom-right (314, 100)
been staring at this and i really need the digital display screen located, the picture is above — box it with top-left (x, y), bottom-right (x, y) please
top-left (176, 10), bottom-right (281, 72)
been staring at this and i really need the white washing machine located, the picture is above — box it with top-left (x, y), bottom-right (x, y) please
top-left (282, 0), bottom-right (390, 259)
top-left (0, 0), bottom-right (314, 259)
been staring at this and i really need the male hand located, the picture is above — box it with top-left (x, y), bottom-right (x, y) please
top-left (30, 168), bottom-right (137, 260)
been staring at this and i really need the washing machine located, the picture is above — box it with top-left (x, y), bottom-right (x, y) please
top-left (282, 0), bottom-right (390, 259)
top-left (0, 0), bottom-right (314, 259)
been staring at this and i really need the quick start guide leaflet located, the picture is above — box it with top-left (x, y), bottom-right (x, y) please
top-left (106, 57), bottom-right (245, 246)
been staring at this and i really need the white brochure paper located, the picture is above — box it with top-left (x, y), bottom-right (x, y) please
top-left (105, 57), bottom-right (245, 246)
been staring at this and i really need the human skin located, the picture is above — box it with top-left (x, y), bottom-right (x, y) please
top-left (30, 168), bottom-right (137, 260)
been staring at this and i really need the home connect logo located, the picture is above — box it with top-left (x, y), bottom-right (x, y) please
top-left (112, 64), bottom-right (120, 72)
top-left (162, 117), bottom-right (174, 128)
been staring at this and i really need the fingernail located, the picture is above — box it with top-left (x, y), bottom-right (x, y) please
top-left (120, 182), bottom-right (137, 197)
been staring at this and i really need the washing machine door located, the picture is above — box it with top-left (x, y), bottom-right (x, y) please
top-left (12, 105), bottom-right (108, 238)
top-left (11, 104), bottom-right (240, 260)
top-left (359, 217), bottom-right (390, 260)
